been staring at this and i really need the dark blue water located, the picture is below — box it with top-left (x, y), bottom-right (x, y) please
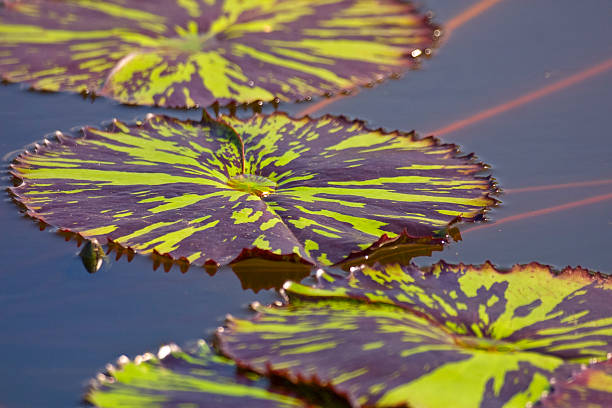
top-left (1, 1), bottom-right (611, 407)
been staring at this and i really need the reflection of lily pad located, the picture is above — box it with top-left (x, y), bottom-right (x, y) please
top-left (10, 113), bottom-right (494, 268)
top-left (538, 359), bottom-right (612, 407)
top-left (85, 341), bottom-right (308, 407)
top-left (78, 238), bottom-right (106, 274)
top-left (0, 0), bottom-right (436, 108)
top-left (338, 229), bottom-right (450, 270)
top-left (217, 262), bottom-right (612, 408)
top-left (231, 256), bottom-right (313, 293)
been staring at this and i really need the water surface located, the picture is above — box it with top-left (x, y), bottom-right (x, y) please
top-left (1, 1), bottom-right (611, 406)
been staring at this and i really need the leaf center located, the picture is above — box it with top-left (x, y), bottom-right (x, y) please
top-left (157, 32), bottom-right (221, 53)
top-left (227, 174), bottom-right (276, 198)
top-left (454, 335), bottom-right (520, 353)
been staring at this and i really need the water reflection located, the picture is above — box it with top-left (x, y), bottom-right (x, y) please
top-left (76, 231), bottom-right (460, 287)
top-left (231, 256), bottom-right (313, 293)
top-left (338, 230), bottom-right (458, 271)
top-left (78, 239), bottom-right (106, 274)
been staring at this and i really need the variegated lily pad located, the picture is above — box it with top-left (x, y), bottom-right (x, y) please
top-left (10, 113), bottom-right (494, 268)
top-left (86, 341), bottom-right (310, 407)
top-left (0, 0), bottom-right (436, 108)
top-left (217, 262), bottom-right (612, 408)
top-left (538, 359), bottom-right (612, 407)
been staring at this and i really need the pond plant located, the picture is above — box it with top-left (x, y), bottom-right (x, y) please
top-left (0, 0), bottom-right (436, 108)
top-left (1, 0), bottom-right (611, 407)
top-left (9, 112), bottom-right (493, 269)
top-left (87, 341), bottom-right (321, 408)
top-left (87, 262), bottom-right (612, 407)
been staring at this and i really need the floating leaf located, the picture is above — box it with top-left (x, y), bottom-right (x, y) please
top-left (538, 359), bottom-right (612, 407)
top-left (85, 341), bottom-right (309, 407)
top-left (0, 0), bottom-right (436, 108)
top-left (217, 262), bottom-right (612, 407)
top-left (10, 113), bottom-right (494, 268)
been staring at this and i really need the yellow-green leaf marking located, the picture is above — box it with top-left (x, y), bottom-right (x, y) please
top-left (0, 0), bottom-right (436, 108)
top-left (217, 262), bottom-right (612, 407)
top-left (86, 341), bottom-right (308, 408)
top-left (9, 113), bottom-right (494, 267)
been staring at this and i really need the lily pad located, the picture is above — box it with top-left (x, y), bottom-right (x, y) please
top-left (217, 262), bottom-right (612, 407)
top-left (85, 341), bottom-right (309, 407)
top-left (10, 113), bottom-right (494, 268)
top-left (0, 0), bottom-right (436, 108)
top-left (538, 359), bottom-right (612, 407)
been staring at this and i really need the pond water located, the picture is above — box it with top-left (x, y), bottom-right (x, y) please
top-left (1, 0), bottom-right (611, 407)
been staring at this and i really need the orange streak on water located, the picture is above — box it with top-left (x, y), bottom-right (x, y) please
top-left (296, 0), bottom-right (506, 118)
top-left (463, 192), bottom-right (612, 234)
top-left (505, 179), bottom-right (612, 194)
top-left (297, 94), bottom-right (345, 117)
top-left (445, 0), bottom-right (505, 34)
top-left (429, 58), bottom-right (612, 137)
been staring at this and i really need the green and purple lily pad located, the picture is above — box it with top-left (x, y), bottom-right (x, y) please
top-left (0, 0), bottom-right (437, 108)
top-left (85, 341), bottom-right (310, 408)
top-left (10, 113), bottom-right (494, 268)
top-left (217, 262), bottom-right (612, 407)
